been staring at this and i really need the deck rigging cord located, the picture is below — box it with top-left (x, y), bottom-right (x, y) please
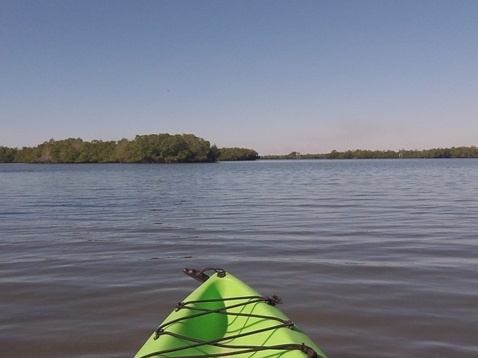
top-left (136, 268), bottom-right (320, 358)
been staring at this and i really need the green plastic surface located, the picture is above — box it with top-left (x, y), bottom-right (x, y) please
top-left (134, 271), bottom-right (327, 358)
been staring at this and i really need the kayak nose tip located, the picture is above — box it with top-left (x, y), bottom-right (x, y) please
top-left (183, 268), bottom-right (210, 282)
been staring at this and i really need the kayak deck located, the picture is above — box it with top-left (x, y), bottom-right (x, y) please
top-left (134, 268), bottom-right (327, 358)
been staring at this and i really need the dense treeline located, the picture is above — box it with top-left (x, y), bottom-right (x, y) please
top-left (218, 147), bottom-right (259, 161)
top-left (3, 137), bottom-right (477, 163)
top-left (262, 146), bottom-right (478, 160)
top-left (0, 134), bottom-right (259, 163)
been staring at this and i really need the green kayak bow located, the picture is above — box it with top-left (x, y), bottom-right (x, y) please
top-left (134, 267), bottom-right (327, 358)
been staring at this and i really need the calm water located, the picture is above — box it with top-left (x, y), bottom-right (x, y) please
top-left (1, 160), bottom-right (477, 357)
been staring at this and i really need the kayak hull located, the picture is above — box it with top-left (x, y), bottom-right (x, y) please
top-left (134, 268), bottom-right (326, 358)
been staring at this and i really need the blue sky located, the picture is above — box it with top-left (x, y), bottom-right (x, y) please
top-left (1, 0), bottom-right (477, 155)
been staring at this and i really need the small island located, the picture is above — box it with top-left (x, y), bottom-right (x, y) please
top-left (0, 134), bottom-right (259, 163)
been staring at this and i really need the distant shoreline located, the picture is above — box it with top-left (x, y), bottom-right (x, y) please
top-left (261, 147), bottom-right (478, 160)
top-left (2, 134), bottom-right (477, 162)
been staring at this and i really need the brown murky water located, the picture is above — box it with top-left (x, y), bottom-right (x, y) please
top-left (1, 160), bottom-right (477, 357)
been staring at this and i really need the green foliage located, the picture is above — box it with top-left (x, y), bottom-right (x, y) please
top-left (1, 134), bottom-right (257, 164)
top-left (4, 135), bottom-right (477, 164)
top-left (130, 134), bottom-right (216, 163)
top-left (218, 147), bottom-right (259, 161)
top-left (0, 146), bottom-right (18, 163)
